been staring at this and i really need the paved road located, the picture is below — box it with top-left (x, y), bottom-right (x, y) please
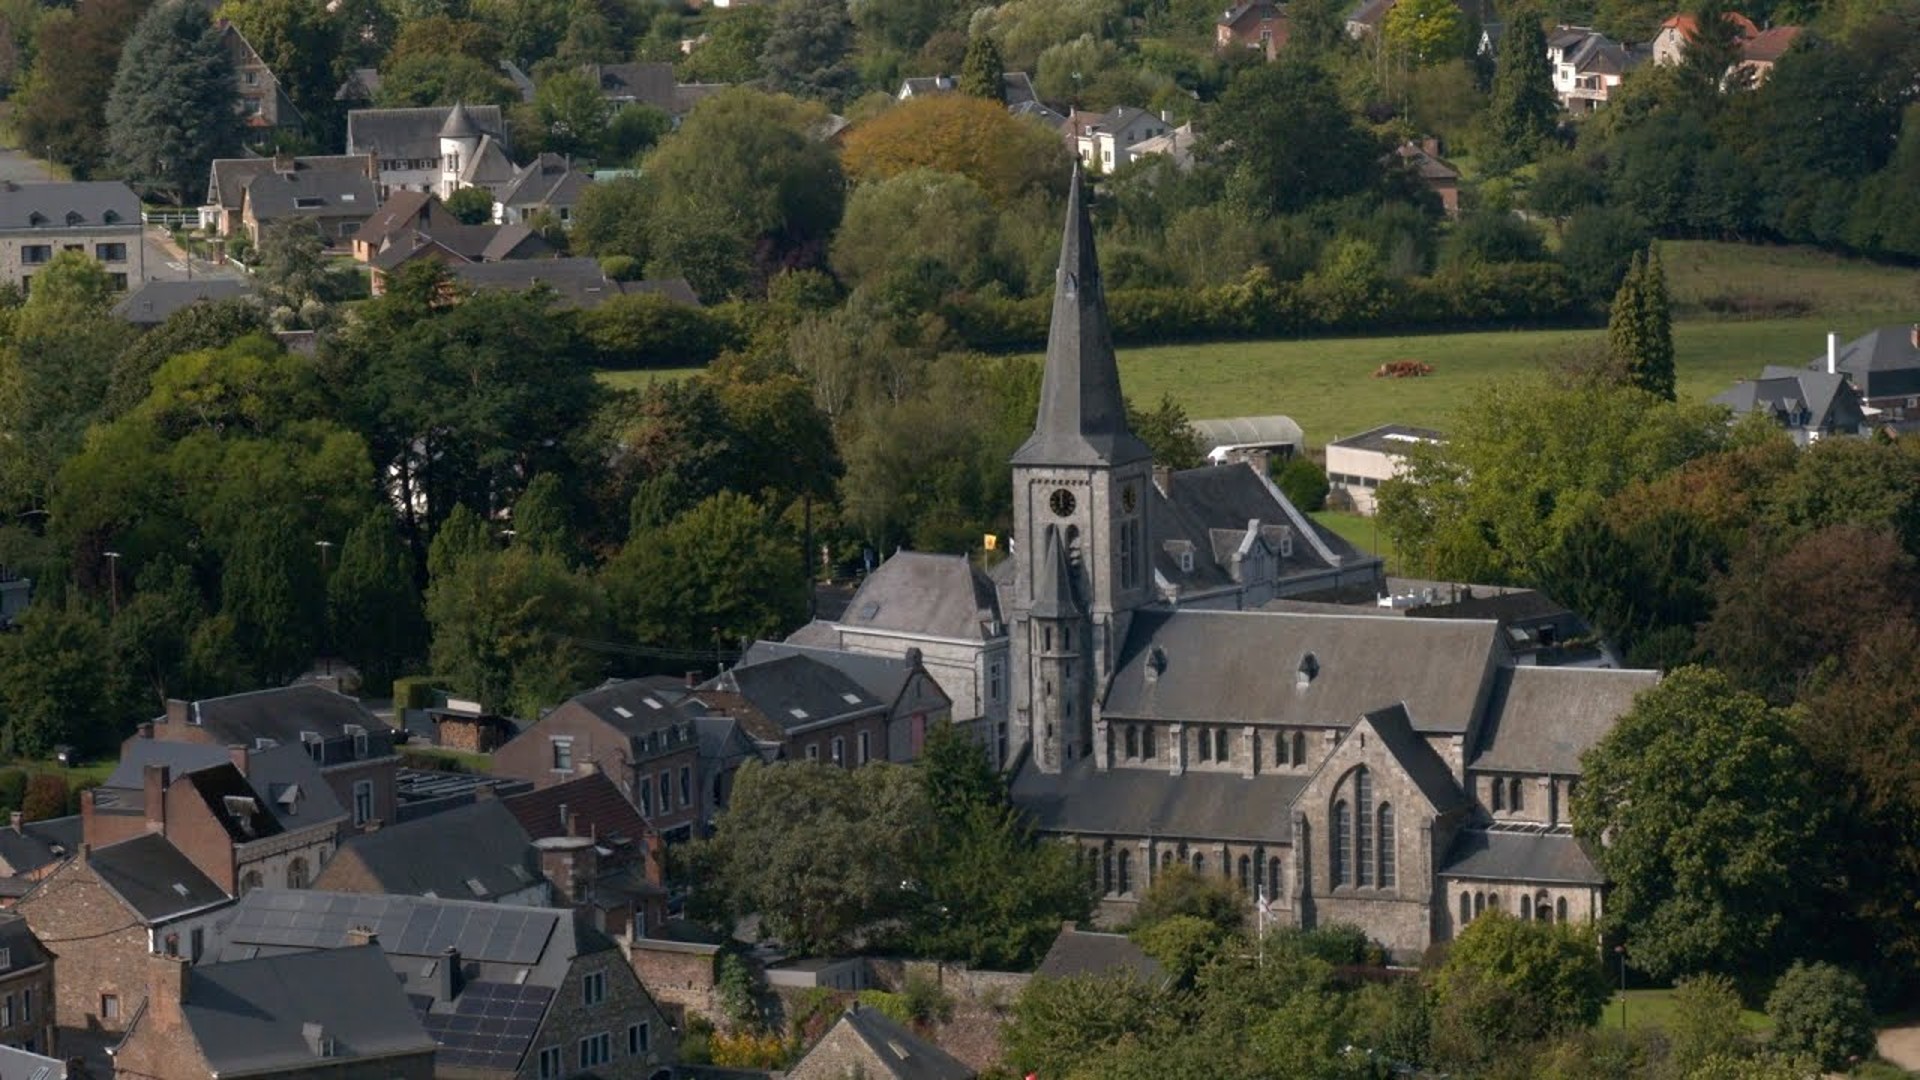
top-left (0, 144), bottom-right (55, 184)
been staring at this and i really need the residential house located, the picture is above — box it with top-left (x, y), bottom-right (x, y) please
top-left (1734, 26), bottom-right (1801, 82)
top-left (492, 681), bottom-right (706, 841)
top-left (139, 686), bottom-right (403, 832)
top-left (1805, 324), bottom-right (1920, 422)
top-left (204, 153), bottom-right (378, 237)
top-left (349, 189), bottom-right (436, 261)
top-left (0, 917), bottom-right (54, 1056)
top-left (494, 154), bottom-right (592, 226)
top-left (110, 947), bottom-right (436, 1080)
top-left (1189, 415), bottom-right (1306, 465)
top-left (345, 103), bottom-right (513, 198)
top-left (1073, 107), bottom-right (1178, 173)
top-left (235, 165), bottom-right (380, 247)
top-left (692, 655), bottom-right (900, 768)
top-left (692, 713), bottom-right (760, 829)
top-left (784, 1003), bottom-right (975, 1080)
top-left (736, 641), bottom-right (955, 763)
top-left (1217, 0), bottom-right (1291, 57)
top-left (784, 552), bottom-right (1012, 764)
top-left (15, 834), bottom-right (230, 1036)
top-left (311, 796), bottom-right (549, 905)
top-left (1711, 366), bottom-right (1865, 443)
top-left (1325, 423), bottom-right (1442, 515)
top-left (1344, 0), bottom-right (1394, 37)
top-left (1035, 921), bottom-right (1166, 983)
top-left (1011, 99), bottom-right (1071, 130)
top-left (584, 61), bottom-right (727, 117)
top-left (366, 223), bottom-right (550, 295)
top-left (446, 257), bottom-right (632, 309)
top-left (84, 740), bottom-right (346, 896)
top-left (1395, 139), bottom-right (1461, 216)
top-left (1547, 26), bottom-right (1644, 110)
top-left (1652, 9), bottom-right (1802, 83)
top-left (220, 20), bottom-right (302, 134)
top-left (1651, 9), bottom-right (1758, 65)
top-left (503, 772), bottom-right (669, 939)
top-left (1128, 123), bottom-right (1198, 170)
top-left (110, 279), bottom-right (254, 328)
top-left (0, 181), bottom-right (144, 292)
top-left (1395, 583), bottom-right (1621, 667)
top-left (0, 814), bottom-right (78, 905)
top-left (896, 71), bottom-right (1041, 106)
top-left (211, 889), bottom-right (677, 1079)
top-left (883, 172), bottom-right (1658, 958)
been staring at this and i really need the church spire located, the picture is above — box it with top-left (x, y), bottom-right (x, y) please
top-left (1010, 166), bottom-right (1151, 468)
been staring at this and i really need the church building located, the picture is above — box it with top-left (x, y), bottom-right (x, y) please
top-left (999, 172), bottom-right (1659, 959)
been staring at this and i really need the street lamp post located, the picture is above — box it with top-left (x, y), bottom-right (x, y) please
top-left (315, 539), bottom-right (335, 573)
top-left (103, 550), bottom-right (121, 616)
top-left (1615, 945), bottom-right (1628, 1030)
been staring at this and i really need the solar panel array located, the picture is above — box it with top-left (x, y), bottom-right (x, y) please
top-left (225, 891), bottom-right (559, 965)
top-left (417, 981), bottom-right (554, 1072)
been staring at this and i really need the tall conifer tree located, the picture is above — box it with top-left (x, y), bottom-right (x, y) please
top-left (1481, 9), bottom-right (1558, 173)
top-left (105, 0), bottom-right (242, 204)
top-left (1607, 247), bottom-right (1676, 400)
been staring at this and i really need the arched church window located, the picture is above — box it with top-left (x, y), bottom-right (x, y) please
top-left (1215, 728), bottom-right (1229, 762)
top-left (1377, 804), bottom-right (1395, 887)
top-left (1192, 852), bottom-right (1205, 874)
top-left (1274, 733), bottom-right (1288, 766)
top-left (1161, 849), bottom-right (1174, 869)
top-left (1268, 857), bottom-right (1282, 902)
top-left (286, 857), bottom-right (309, 890)
top-left (1460, 892), bottom-right (1472, 926)
top-left (1520, 899), bottom-right (1531, 921)
top-left (241, 869), bottom-right (264, 895)
top-left (1556, 897), bottom-right (1569, 922)
top-left (1292, 732), bottom-right (1305, 767)
top-left (1509, 777), bottom-right (1523, 812)
top-left (1118, 850), bottom-right (1132, 894)
top-left (1101, 844), bottom-right (1114, 895)
top-left (1492, 776), bottom-right (1505, 811)
top-left (1124, 725), bottom-right (1138, 758)
top-left (1332, 800), bottom-right (1350, 885)
top-left (1237, 854), bottom-right (1250, 889)
top-left (1537, 892), bottom-right (1553, 922)
top-left (1198, 729), bottom-right (1211, 762)
top-left (1142, 725), bottom-right (1155, 758)
top-left (1488, 893), bottom-right (1502, 912)
top-left (1355, 769), bottom-right (1373, 887)
top-left (1473, 892), bottom-right (1485, 916)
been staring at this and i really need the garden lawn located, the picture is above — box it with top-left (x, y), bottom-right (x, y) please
top-left (1596, 988), bottom-right (1771, 1035)
top-left (1111, 313), bottom-right (1913, 447)
top-left (1311, 510), bottom-right (1397, 572)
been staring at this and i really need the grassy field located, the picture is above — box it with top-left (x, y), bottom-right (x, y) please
top-left (1661, 239), bottom-right (1920, 319)
top-left (1596, 989), bottom-right (1772, 1035)
top-left (1311, 510), bottom-right (1397, 570)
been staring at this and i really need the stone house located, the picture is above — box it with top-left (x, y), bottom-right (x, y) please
top-left (736, 641), bottom-right (955, 763)
top-left (502, 772), bottom-right (669, 938)
top-left (692, 655), bottom-right (899, 768)
top-left (211, 889), bottom-right (677, 1079)
top-left (785, 1003), bottom-right (975, 1080)
top-left (140, 686), bottom-right (402, 832)
top-left (15, 834), bottom-right (231, 1037)
top-left (110, 947), bottom-right (436, 1080)
top-left (493, 681), bottom-right (706, 842)
top-left (0, 915), bottom-right (55, 1057)
top-left (220, 20), bottom-right (303, 134)
top-left (345, 103), bottom-right (513, 198)
top-left (0, 181), bottom-right (144, 292)
top-left (1216, 0), bottom-right (1291, 57)
top-left (311, 796), bottom-right (549, 905)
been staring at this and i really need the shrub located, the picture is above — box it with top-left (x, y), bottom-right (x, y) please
top-left (20, 774), bottom-right (67, 822)
top-left (707, 1029), bottom-right (788, 1069)
top-left (856, 989), bottom-right (915, 1026)
top-left (0, 769), bottom-right (27, 813)
top-left (600, 255), bottom-right (642, 282)
top-left (1128, 863), bottom-right (1247, 935)
top-left (1765, 961), bottom-right (1874, 1071)
top-left (1670, 973), bottom-right (1748, 1071)
top-left (1433, 914), bottom-right (1610, 1053)
top-left (900, 971), bottom-right (954, 1025)
top-left (1274, 457), bottom-right (1330, 513)
top-left (391, 675), bottom-right (448, 712)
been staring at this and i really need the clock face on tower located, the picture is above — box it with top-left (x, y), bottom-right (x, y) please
top-left (1121, 484), bottom-right (1138, 513)
top-left (1049, 488), bottom-right (1077, 517)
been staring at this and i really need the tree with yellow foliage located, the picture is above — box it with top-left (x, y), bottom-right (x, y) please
top-left (839, 94), bottom-right (1069, 204)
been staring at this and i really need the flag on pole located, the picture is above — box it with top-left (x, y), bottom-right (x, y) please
top-left (984, 534), bottom-right (999, 551)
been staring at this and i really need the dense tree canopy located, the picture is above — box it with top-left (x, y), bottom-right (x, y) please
top-left (105, 0), bottom-right (242, 204)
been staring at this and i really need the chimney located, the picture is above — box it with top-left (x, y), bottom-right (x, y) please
top-left (137, 721), bottom-right (154, 740)
top-left (164, 699), bottom-right (190, 726)
top-left (345, 926), bottom-right (378, 947)
top-left (144, 764), bottom-right (171, 833)
top-left (302, 1022), bottom-right (332, 1058)
top-left (1828, 331), bottom-right (1840, 375)
top-left (147, 953), bottom-right (190, 1032)
top-left (273, 151), bottom-right (294, 173)
top-left (437, 946), bottom-right (461, 1001)
top-left (684, 670), bottom-right (701, 688)
top-left (536, 835), bottom-right (597, 906)
top-left (904, 646), bottom-right (922, 669)
top-left (80, 789), bottom-right (96, 841)
top-left (228, 744), bottom-right (249, 776)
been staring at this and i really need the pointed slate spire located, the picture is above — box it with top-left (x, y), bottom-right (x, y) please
top-left (1011, 166), bottom-right (1152, 468)
top-left (1029, 524), bottom-right (1084, 619)
top-left (439, 102), bottom-right (481, 139)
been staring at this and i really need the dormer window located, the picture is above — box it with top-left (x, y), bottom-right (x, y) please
top-left (1297, 653), bottom-right (1319, 688)
top-left (102, 209), bottom-right (120, 224)
top-left (26, 211), bottom-right (44, 226)
top-left (64, 210), bottom-right (81, 225)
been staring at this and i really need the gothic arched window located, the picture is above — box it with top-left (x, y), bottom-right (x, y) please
top-left (1492, 776), bottom-right (1505, 811)
top-left (1192, 852), bottom-right (1205, 874)
top-left (1117, 849), bottom-right (1132, 894)
top-left (1101, 844), bottom-right (1114, 895)
top-left (1509, 777), bottom-right (1524, 812)
top-left (1268, 857), bottom-right (1282, 902)
top-left (1292, 732), bottom-right (1305, 767)
top-left (1274, 733), bottom-right (1288, 766)
top-left (1473, 892), bottom-right (1485, 916)
top-left (1124, 725), bottom-right (1139, 759)
top-left (286, 857), bottom-right (309, 890)
top-left (1556, 897), bottom-right (1569, 922)
top-left (1377, 804), bottom-right (1395, 887)
top-left (1237, 854), bottom-right (1250, 890)
top-left (1460, 892), bottom-right (1472, 926)
top-left (1332, 800), bottom-right (1351, 886)
top-left (1488, 893), bottom-right (1502, 912)
top-left (241, 869), bottom-right (264, 896)
top-left (1355, 769), bottom-right (1374, 886)
top-left (1215, 728), bottom-right (1229, 762)
top-left (1142, 725), bottom-right (1156, 758)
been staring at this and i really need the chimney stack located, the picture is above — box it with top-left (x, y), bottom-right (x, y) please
top-left (345, 926), bottom-right (379, 947)
top-left (164, 699), bottom-right (190, 726)
top-left (228, 744), bottom-right (249, 776)
top-left (148, 952), bottom-right (190, 1031)
top-left (437, 946), bottom-right (461, 1002)
top-left (144, 764), bottom-right (171, 833)
top-left (1152, 464), bottom-right (1173, 496)
top-left (536, 836), bottom-right (597, 906)
top-left (1828, 331), bottom-right (1840, 375)
top-left (685, 670), bottom-right (701, 688)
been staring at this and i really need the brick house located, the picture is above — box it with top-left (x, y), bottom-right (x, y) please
top-left (85, 740), bottom-right (346, 896)
top-left (503, 773), bottom-right (668, 939)
top-left (1216, 0), bottom-right (1291, 57)
top-left (15, 834), bottom-right (231, 1038)
top-left (785, 1003), bottom-right (975, 1080)
top-left (140, 686), bottom-right (402, 831)
top-left (0, 915), bottom-right (55, 1056)
top-left (735, 642), bottom-right (954, 763)
top-left (110, 947), bottom-right (436, 1080)
top-left (311, 796), bottom-right (548, 905)
top-left (493, 682), bottom-right (705, 842)
top-left (693, 656), bottom-right (895, 769)
top-left (211, 889), bottom-right (678, 1079)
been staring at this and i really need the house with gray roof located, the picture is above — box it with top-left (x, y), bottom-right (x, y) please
top-left (345, 103), bottom-right (511, 198)
top-left (446, 256), bottom-right (629, 308)
top-left (1035, 922), bottom-right (1165, 984)
top-left (1712, 366), bottom-right (1865, 444)
top-left (736, 640), bottom-right (954, 762)
top-left (209, 889), bottom-right (677, 1078)
top-left (111, 278), bottom-right (255, 327)
top-left (1804, 325), bottom-right (1920, 421)
top-left (494, 153), bottom-right (592, 226)
top-left (112, 946), bottom-right (436, 1079)
top-left (236, 165), bottom-right (380, 247)
top-left (1072, 106), bottom-right (1178, 173)
top-left (0, 181), bottom-right (144, 291)
top-left (985, 171), bottom-right (1656, 959)
top-left (693, 653), bottom-right (916, 767)
top-left (204, 153), bottom-right (377, 237)
top-left (785, 1002), bottom-right (975, 1080)
top-left (0, 813), bottom-right (78, 901)
top-left (312, 796), bottom-right (547, 905)
top-left (0, 916), bottom-right (54, 1057)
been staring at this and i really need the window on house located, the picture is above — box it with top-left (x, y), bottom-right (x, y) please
top-left (1191, 852), bottom-right (1205, 874)
top-left (1473, 892), bottom-right (1485, 916)
top-left (241, 869), bottom-right (263, 894)
top-left (538, 1046), bottom-right (563, 1079)
top-left (578, 1032), bottom-right (612, 1068)
top-left (659, 770), bottom-right (671, 812)
top-left (1237, 854), bottom-right (1250, 889)
top-left (551, 738), bottom-right (573, 772)
top-left (1117, 849), bottom-right (1131, 894)
top-left (1197, 729), bottom-right (1211, 762)
top-left (1332, 800), bottom-right (1350, 885)
top-left (20, 246), bottom-right (49, 265)
top-left (1215, 727), bottom-right (1229, 762)
top-left (1509, 777), bottom-right (1523, 812)
top-left (20, 988), bottom-right (28, 1022)
top-left (4, 993), bottom-right (14, 1027)
top-left (1124, 725), bottom-right (1138, 758)
top-left (988, 662), bottom-right (1004, 703)
top-left (1141, 725), bottom-right (1155, 758)
top-left (1556, 897), bottom-right (1569, 922)
top-left (807, 744), bottom-right (820, 761)
top-left (680, 765), bottom-right (691, 805)
top-left (1274, 732), bottom-right (1288, 766)
top-left (639, 777), bottom-right (653, 817)
top-left (1460, 892), bottom-right (1472, 926)
top-left (831, 736), bottom-right (845, 765)
top-left (1355, 769), bottom-right (1374, 886)
top-left (287, 857), bottom-right (309, 889)
top-left (858, 730), bottom-right (871, 765)
top-left (1268, 856), bottom-right (1282, 902)
top-left (1291, 732), bottom-right (1305, 766)
top-left (1487, 893), bottom-right (1502, 912)
top-left (109, 272), bottom-right (128, 291)
top-left (1378, 804), bottom-right (1395, 887)
top-left (1100, 844), bottom-right (1113, 894)
top-left (94, 242), bottom-right (127, 262)
top-left (353, 728), bottom-right (369, 758)
top-left (353, 781), bottom-right (373, 826)
top-left (629, 1021), bottom-right (650, 1055)
top-left (101, 994), bottom-right (119, 1021)
top-left (1491, 776), bottom-right (1505, 811)
top-left (583, 970), bottom-right (607, 1006)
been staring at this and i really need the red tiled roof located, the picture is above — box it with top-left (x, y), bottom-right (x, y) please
top-left (1660, 10), bottom-right (1760, 38)
top-left (1740, 25), bottom-right (1801, 61)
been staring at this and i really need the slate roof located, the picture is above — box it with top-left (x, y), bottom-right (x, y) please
top-left (1035, 924), bottom-right (1166, 982)
top-left (240, 168), bottom-right (379, 220)
top-left (812, 1004), bottom-right (976, 1080)
top-left (1011, 100), bottom-right (1069, 129)
top-left (0, 821), bottom-right (64, 879)
top-left (0, 1046), bottom-right (63, 1080)
top-left (0, 181), bottom-right (140, 230)
top-left (1440, 827), bottom-right (1604, 884)
top-left (347, 105), bottom-right (507, 160)
top-left (1150, 464), bottom-right (1370, 594)
top-left (1712, 368), bottom-right (1861, 432)
top-left (589, 61), bottom-right (677, 110)
top-left (105, 739), bottom-right (348, 835)
top-left (1361, 704), bottom-right (1468, 811)
top-left (448, 256), bottom-right (624, 308)
top-left (111, 279), bottom-right (253, 326)
top-left (0, 914), bottom-right (51, 978)
top-left (1011, 753), bottom-right (1307, 842)
top-left (1102, 609), bottom-right (1502, 734)
top-left (739, 640), bottom-right (921, 709)
top-left (318, 797), bottom-right (540, 901)
top-left (1472, 667), bottom-right (1657, 775)
top-left (623, 276), bottom-right (702, 306)
top-left (160, 686), bottom-right (394, 763)
top-left (353, 189), bottom-right (436, 249)
top-left (88, 834), bottom-right (229, 923)
top-left (497, 153), bottom-right (590, 209)
top-left (1806, 325), bottom-right (1920, 400)
top-left (458, 135), bottom-right (518, 188)
top-left (206, 155), bottom-right (372, 210)
top-left (1002, 71), bottom-right (1038, 107)
top-left (181, 944), bottom-right (437, 1075)
top-left (503, 771), bottom-right (655, 851)
top-left (697, 654), bottom-right (887, 740)
top-left (837, 552), bottom-right (1004, 641)
top-left (1012, 169), bottom-right (1152, 468)
top-left (556, 678), bottom-right (699, 744)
